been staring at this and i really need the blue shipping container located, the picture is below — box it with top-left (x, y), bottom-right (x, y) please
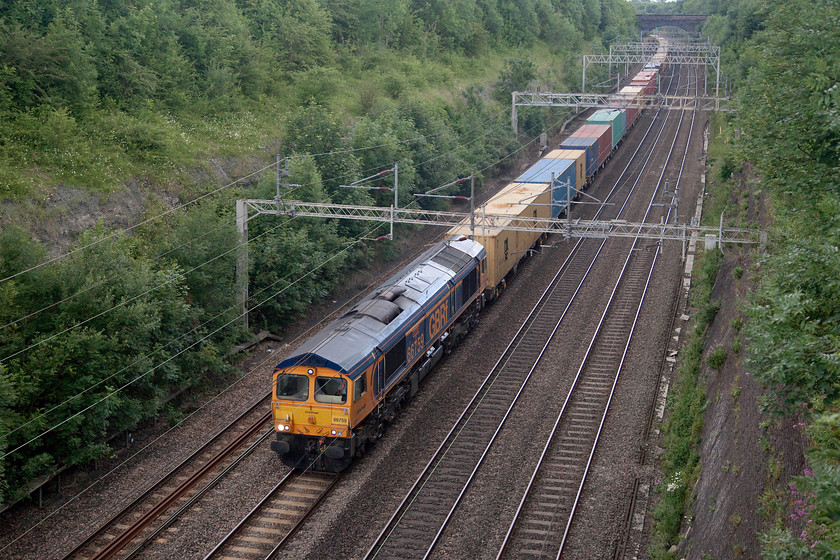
top-left (560, 137), bottom-right (599, 178)
top-left (515, 158), bottom-right (575, 217)
top-left (587, 109), bottom-right (626, 149)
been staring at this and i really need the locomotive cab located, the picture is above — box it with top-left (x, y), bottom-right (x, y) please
top-left (271, 367), bottom-right (355, 472)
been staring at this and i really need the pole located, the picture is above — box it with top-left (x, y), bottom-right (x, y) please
top-left (566, 179), bottom-right (571, 233)
top-left (582, 58), bottom-right (586, 93)
top-left (235, 200), bottom-right (249, 330)
top-left (470, 173), bottom-right (475, 238)
top-left (392, 162), bottom-right (398, 240)
top-left (512, 92), bottom-right (518, 135)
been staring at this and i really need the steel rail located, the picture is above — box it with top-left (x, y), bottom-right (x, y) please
top-left (202, 470), bottom-right (295, 559)
top-left (426, 58), bottom-right (690, 560)
top-left (122, 427), bottom-right (275, 559)
top-left (61, 395), bottom-right (271, 560)
top-left (364, 65), bottom-right (685, 560)
top-left (493, 59), bottom-right (696, 560)
top-left (202, 471), bottom-right (342, 560)
top-left (557, 60), bottom-right (699, 559)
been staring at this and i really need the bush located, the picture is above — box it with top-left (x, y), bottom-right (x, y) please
top-left (706, 346), bottom-right (728, 370)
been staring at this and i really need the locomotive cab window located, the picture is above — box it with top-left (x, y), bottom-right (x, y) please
top-left (276, 374), bottom-right (309, 401)
top-left (315, 377), bottom-right (347, 404)
top-left (353, 373), bottom-right (367, 402)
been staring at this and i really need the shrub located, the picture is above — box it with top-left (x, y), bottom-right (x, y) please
top-left (706, 345), bottom-right (728, 369)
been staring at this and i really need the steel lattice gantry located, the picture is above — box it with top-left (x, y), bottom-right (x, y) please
top-left (240, 198), bottom-right (762, 243)
top-left (581, 48), bottom-right (722, 100)
top-left (609, 43), bottom-right (720, 56)
top-left (511, 92), bottom-right (729, 131)
top-left (234, 198), bottom-right (764, 325)
top-left (510, 43), bottom-right (726, 133)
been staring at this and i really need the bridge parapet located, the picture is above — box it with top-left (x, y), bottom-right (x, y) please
top-left (637, 14), bottom-right (708, 33)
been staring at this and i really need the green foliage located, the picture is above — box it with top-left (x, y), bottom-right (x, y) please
top-left (0, 225), bottom-right (230, 501)
top-left (493, 57), bottom-right (537, 103)
top-left (691, 0), bottom-right (840, 556)
top-left (744, 216), bottom-right (840, 413)
top-left (706, 345), bottom-right (727, 370)
top-left (0, 0), bottom-right (639, 504)
top-left (649, 250), bottom-right (720, 557)
top-left (761, 414), bottom-right (840, 557)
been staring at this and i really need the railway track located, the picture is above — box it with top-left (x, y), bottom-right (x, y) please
top-left (203, 470), bottom-right (341, 560)
top-left (360, 60), bottom-right (698, 560)
top-left (61, 48), bottom-right (702, 560)
top-left (497, 64), bottom-right (700, 560)
top-left (497, 232), bottom-right (660, 558)
top-left (62, 397), bottom-right (272, 560)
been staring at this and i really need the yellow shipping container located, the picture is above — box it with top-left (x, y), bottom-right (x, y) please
top-left (449, 182), bottom-right (552, 299)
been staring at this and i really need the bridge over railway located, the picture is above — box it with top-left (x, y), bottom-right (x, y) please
top-left (637, 14), bottom-right (709, 34)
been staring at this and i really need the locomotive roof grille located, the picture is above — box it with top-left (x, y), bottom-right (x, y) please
top-left (354, 298), bottom-right (401, 324)
top-left (431, 246), bottom-right (474, 272)
top-left (379, 286), bottom-right (406, 301)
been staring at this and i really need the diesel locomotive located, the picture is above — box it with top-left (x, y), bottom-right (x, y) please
top-left (271, 236), bottom-right (486, 471)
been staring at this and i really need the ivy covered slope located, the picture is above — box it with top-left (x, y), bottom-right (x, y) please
top-left (681, 0), bottom-right (840, 555)
top-left (737, 1), bottom-right (840, 553)
top-left (0, 1), bottom-right (636, 503)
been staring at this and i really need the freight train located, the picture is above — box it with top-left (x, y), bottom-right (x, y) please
top-left (270, 37), bottom-right (669, 471)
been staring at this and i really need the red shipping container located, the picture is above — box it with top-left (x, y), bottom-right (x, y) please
top-left (631, 70), bottom-right (657, 95)
top-left (570, 124), bottom-right (612, 167)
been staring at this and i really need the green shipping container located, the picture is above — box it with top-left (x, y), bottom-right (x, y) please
top-left (587, 109), bottom-right (626, 149)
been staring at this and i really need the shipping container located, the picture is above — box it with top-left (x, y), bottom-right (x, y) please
top-left (568, 124), bottom-right (611, 168)
top-left (618, 85), bottom-right (645, 126)
top-left (558, 137), bottom-right (599, 178)
top-left (631, 70), bottom-right (657, 95)
top-left (516, 157), bottom-right (576, 214)
top-left (587, 109), bottom-right (626, 149)
top-left (448, 182), bottom-right (552, 297)
top-left (544, 149), bottom-right (586, 193)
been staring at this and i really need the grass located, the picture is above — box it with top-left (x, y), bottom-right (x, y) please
top-left (649, 114), bottom-right (740, 558)
top-left (649, 250), bottom-right (720, 558)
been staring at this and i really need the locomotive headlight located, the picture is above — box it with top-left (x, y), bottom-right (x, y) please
top-left (277, 423), bottom-right (292, 432)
